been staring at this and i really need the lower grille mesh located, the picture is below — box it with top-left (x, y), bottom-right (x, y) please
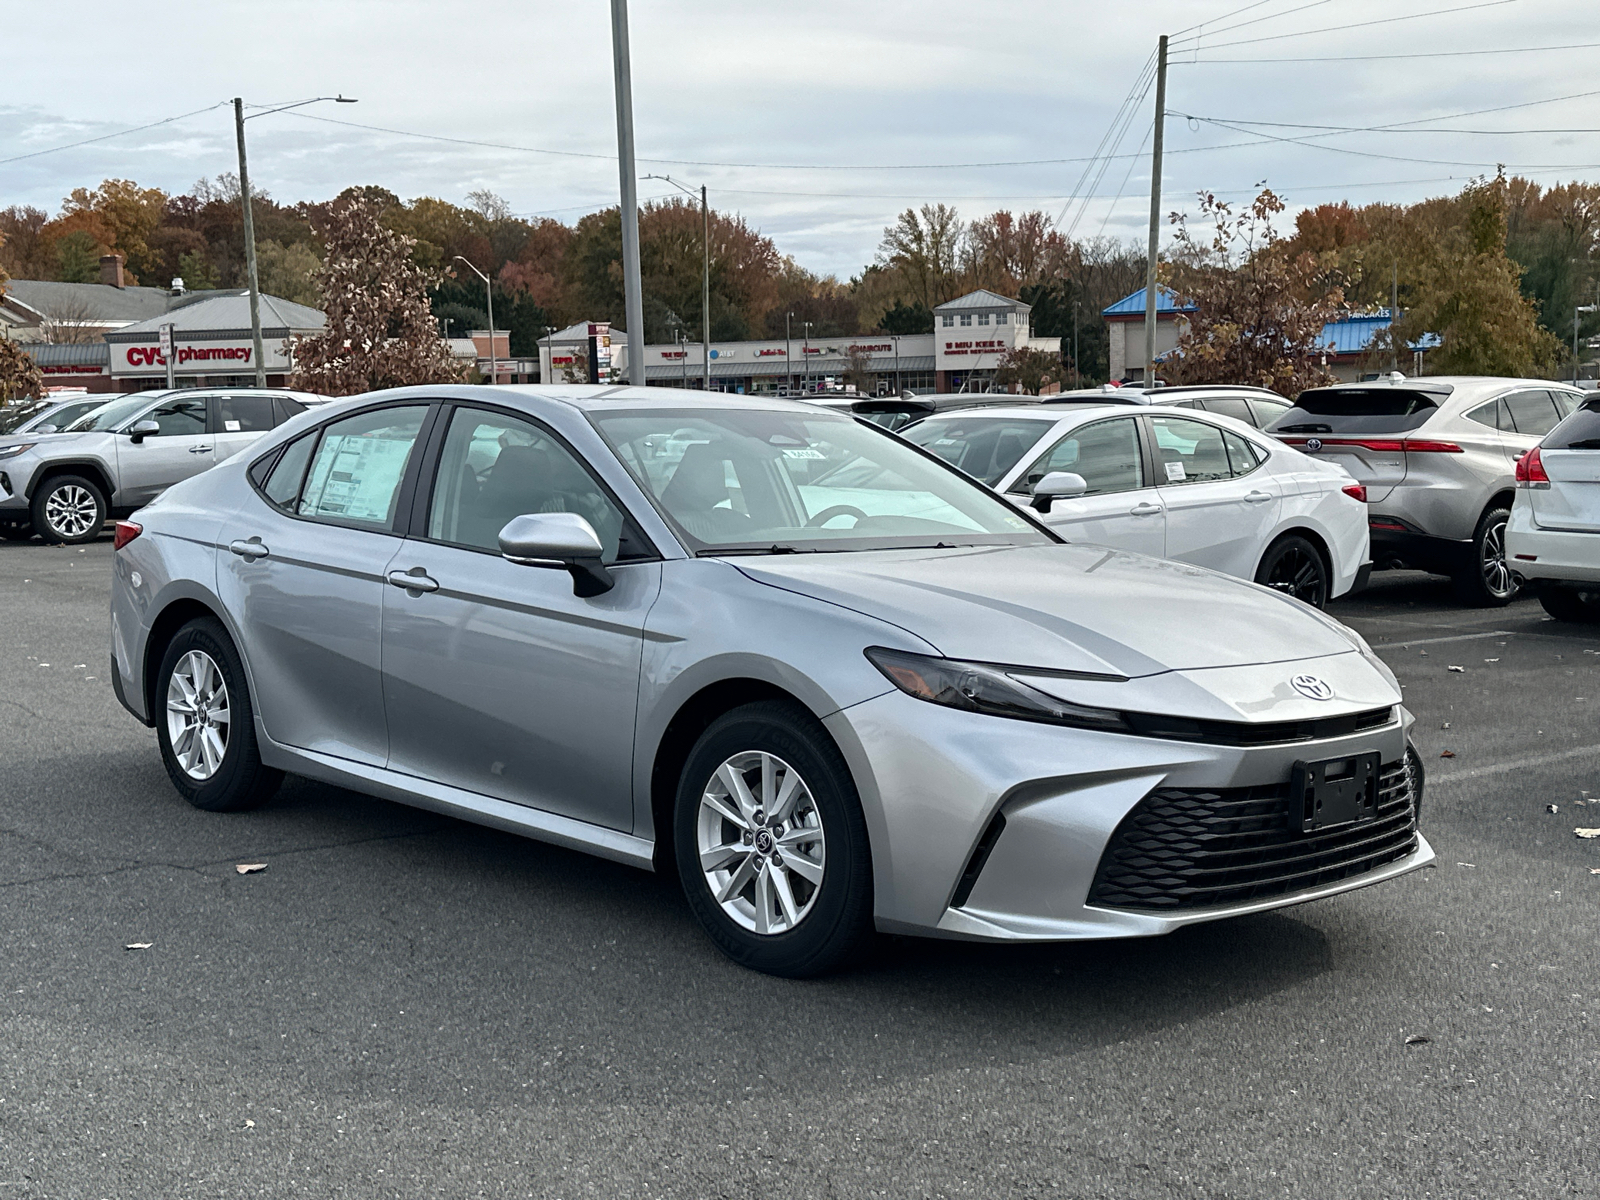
top-left (1087, 757), bottom-right (1420, 912)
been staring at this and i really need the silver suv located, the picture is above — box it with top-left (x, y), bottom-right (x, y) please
top-left (0, 388), bottom-right (325, 544)
top-left (1267, 375), bottom-right (1587, 605)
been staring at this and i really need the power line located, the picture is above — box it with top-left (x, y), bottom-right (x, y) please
top-left (1170, 0), bottom-right (1335, 48)
top-left (1187, 0), bottom-right (1520, 52)
top-left (0, 101), bottom-right (229, 166)
top-left (1184, 40), bottom-right (1600, 62)
top-left (1172, 0), bottom-right (1283, 38)
top-left (1062, 57), bottom-right (1159, 237)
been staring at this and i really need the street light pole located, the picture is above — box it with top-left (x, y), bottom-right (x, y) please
top-left (803, 322), bottom-right (813, 392)
top-left (893, 335), bottom-right (900, 395)
top-left (1072, 299), bottom-right (1081, 389)
top-left (1142, 34), bottom-right (1168, 385)
top-left (452, 256), bottom-right (496, 384)
top-left (785, 312), bottom-right (793, 395)
top-left (610, 0), bottom-right (646, 386)
top-left (235, 95), bottom-right (356, 389)
top-left (1577, 303), bottom-right (1598, 383)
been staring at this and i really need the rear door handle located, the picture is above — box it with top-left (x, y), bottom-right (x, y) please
top-left (1244, 490), bottom-right (1273, 504)
top-left (1129, 502), bottom-right (1163, 516)
top-left (229, 538), bottom-right (269, 560)
top-left (387, 568), bottom-right (439, 594)
top-left (189, 445), bottom-right (214, 454)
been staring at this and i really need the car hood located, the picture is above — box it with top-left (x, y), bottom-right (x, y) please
top-left (734, 543), bottom-right (1358, 677)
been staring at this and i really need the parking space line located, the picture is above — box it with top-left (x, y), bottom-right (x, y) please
top-left (1373, 630), bottom-right (1513, 651)
top-left (1430, 743), bottom-right (1600, 785)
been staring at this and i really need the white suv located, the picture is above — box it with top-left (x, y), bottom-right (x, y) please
top-left (1506, 394), bottom-right (1600, 622)
top-left (0, 388), bottom-right (325, 544)
top-left (1267, 375), bottom-right (1587, 605)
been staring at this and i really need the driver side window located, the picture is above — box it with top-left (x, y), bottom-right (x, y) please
top-left (146, 396), bottom-right (208, 437)
top-left (1012, 418), bottom-right (1144, 497)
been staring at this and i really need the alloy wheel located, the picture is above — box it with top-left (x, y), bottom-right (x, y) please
top-left (43, 484), bottom-right (99, 539)
top-left (696, 751), bottom-right (826, 935)
top-left (165, 650), bottom-right (231, 781)
top-left (1480, 516), bottom-right (1517, 600)
top-left (1265, 544), bottom-right (1326, 607)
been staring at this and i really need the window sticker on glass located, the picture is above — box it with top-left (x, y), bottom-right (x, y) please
top-left (224, 420), bottom-right (241, 431)
top-left (300, 432), bottom-right (416, 522)
top-left (781, 447), bottom-right (826, 460)
top-left (1165, 461), bottom-right (1186, 482)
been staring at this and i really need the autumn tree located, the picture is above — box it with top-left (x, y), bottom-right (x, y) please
top-left (1164, 188), bottom-right (1344, 395)
top-left (0, 207), bottom-right (52, 279)
top-left (994, 346), bottom-right (1062, 395)
top-left (60, 179), bottom-right (168, 284)
top-left (875, 203), bottom-right (967, 312)
top-left (0, 248), bottom-right (44, 402)
top-left (290, 192), bottom-right (463, 396)
top-left (842, 345), bottom-right (876, 393)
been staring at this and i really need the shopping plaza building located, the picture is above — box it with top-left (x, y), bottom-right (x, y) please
top-left (539, 289), bottom-right (1063, 395)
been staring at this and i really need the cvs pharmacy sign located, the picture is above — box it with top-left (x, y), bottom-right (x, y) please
top-left (125, 344), bottom-right (254, 368)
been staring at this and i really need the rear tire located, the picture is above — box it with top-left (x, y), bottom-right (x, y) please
top-left (30, 474), bottom-right (106, 545)
top-left (1255, 534), bottom-right (1330, 608)
top-left (1537, 583), bottom-right (1600, 623)
top-left (1452, 505), bottom-right (1519, 607)
top-left (674, 701), bottom-right (873, 978)
top-left (155, 617), bottom-right (282, 812)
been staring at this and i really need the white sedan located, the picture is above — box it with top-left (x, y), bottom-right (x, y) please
top-left (900, 403), bottom-right (1372, 607)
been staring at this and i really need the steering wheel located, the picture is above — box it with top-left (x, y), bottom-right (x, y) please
top-left (805, 504), bottom-right (869, 529)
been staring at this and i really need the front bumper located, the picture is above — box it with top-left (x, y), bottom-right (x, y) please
top-left (829, 678), bottom-right (1429, 942)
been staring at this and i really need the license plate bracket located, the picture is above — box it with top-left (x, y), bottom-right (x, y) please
top-left (1292, 751), bottom-right (1381, 833)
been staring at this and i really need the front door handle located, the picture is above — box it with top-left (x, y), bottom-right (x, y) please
top-left (229, 538), bottom-right (269, 561)
top-left (189, 445), bottom-right (214, 454)
top-left (1129, 502), bottom-right (1163, 517)
top-left (387, 568), bottom-right (440, 595)
top-left (1243, 490), bottom-right (1273, 504)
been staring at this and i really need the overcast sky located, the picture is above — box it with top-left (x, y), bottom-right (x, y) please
top-left (1, 0), bottom-right (1595, 278)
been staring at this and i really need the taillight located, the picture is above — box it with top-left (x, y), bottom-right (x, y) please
top-left (1402, 440), bottom-right (1464, 454)
top-left (1341, 483), bottom-right (1367, 502)
top-left (112, 520), bottom-right (142, 551)
top-left (1278, 437), bottom-right (1461, 454)
top-left (1515, 447), bottom-right (1549, 486)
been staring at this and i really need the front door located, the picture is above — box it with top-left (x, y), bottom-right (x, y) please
top-left (112, 393), bottom-right (214, 506)
top-left (217, 403), bottom-right (432, 766)
top-left (380, 404), bottom-right (659, 832)
top-left (1149, 413), bottom-right (1281, 579)
top-left (1006, 415), bottom-right (1166, 556)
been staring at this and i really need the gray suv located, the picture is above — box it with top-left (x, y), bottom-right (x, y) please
top-left (1267, 375), bottom-right (1586, 604)
top-left (0, 388), bottom-right (325, 544)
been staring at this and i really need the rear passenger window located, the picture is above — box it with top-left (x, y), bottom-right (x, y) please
top-left (1549, 390), bottom-right (1582, 418)
top-left (1202, 397), bottom-right (1254, 424)
top-left (1502, 390), bottom-right (1561, 437)
top-left (1150, 416), bottom-right (1233, 485)
top-left (1222, 430), bottom-right (1264, 475)
top-left (1248, 398), bottom-right (1289, 428)
top-left (274, 396), bottom-right (307, 423)
top-left (212, 394), bottom-right (275, 433)
top-left (1465, 401), bottom-right (1504, 430)
top-left (298, 406), bottom-right (429, 528)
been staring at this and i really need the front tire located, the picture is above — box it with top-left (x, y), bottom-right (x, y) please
top-left (155, 617), bottom-right (282, 812)
top-left (1453, 505), bottom-right (1519, 607)
top-left (1255, 534), bottom-right (1330, 608)
top-left (30, 474), bottom-right (105, 544)
top-left (1537, 582), bottom-right (1600, 623)
top-left (674, 701), bottom-right (873, 978)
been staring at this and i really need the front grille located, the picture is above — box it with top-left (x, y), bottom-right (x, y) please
top-left (1122, 705), bottom-right (1394, 747)
top-left (1087, 756), bottom-right (1419, 912)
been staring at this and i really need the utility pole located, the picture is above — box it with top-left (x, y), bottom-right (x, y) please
top-left (233, 98), bottom-right (267, 388)
top-left (610, 0), bottom-right (646, 386)
top-left (1391, 262), bottom-right (1400, 373)
top-left (452, 256), bottom-right (496, 385)
top-left (1072, 299), bottom-right (1081, 389)
top-left (803, 322), bottom-right (813, 393)
top-left (701, 184), bottom-right (711, 392)
top-left (785, 312), bottom-right (793, 395)
top-left (1142, 34), bottom-right (1168, 386)
top-left (1577, 303), bottom-right (1598, 383)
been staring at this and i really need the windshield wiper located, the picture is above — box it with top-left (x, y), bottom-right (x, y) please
top-left (700, 544), bottom-right (814, 557)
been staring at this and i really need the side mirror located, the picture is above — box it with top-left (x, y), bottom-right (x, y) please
top-left (34, 423), bottom-right (59, 434)
top-left (498, 512), bottom-right (614, 597)
top-left (127, 419), bottom-right (160, 444)
top-left (1030, 471), bottom-right (1088, 514)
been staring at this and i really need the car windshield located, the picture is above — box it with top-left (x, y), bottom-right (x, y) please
top-left (64, 394), bottom-right (156, 432)
top-left (898, 415), bottom-right (1057, 485)
top-left (0, 399), bottom-right (57, 434)
top-left (592, 407), bottom-right (1053, 555)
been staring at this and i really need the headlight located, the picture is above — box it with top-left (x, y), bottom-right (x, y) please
top-left (0, 442), bottom-right (36, 459)
top-left (865, 646), bottom-right (1131, 732)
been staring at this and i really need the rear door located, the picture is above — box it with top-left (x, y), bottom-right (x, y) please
top-left (1197, 395), bottom-right (1256, 427)
top-left (1530, 401), bottom-right (1600, 532)
top-left (209, 393), bottom-right (279, 462)
top-left (1005, 415), bottom-right (1165, 556)
top-left (1149, 412), bottom-right (1281, 578)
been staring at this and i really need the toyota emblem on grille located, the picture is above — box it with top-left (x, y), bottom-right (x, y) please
top-left (1291, 674), bottom-right (1335, 701)
top-left (1305, 437), bottom-right (1323, 453)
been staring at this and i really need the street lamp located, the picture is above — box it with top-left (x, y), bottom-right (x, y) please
top-left (644, 174), bottom-right (710, 392)
top-left (235, 95), bottom-right (356, 387)
top-left (802, 321), bottom-right (813, 393)
top-left (785, 312), bottom-right (794, 396)
top-left (452, 256), bottom-right (497, 385)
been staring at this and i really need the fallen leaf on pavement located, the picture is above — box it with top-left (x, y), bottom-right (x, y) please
top-left (1575, 829), bottom-right (1600, 839)
top-left (1404, 1034), bottom-right (1430, 1045)
top-left (1448, 665), bottom-right (1465, 672)
top-left (1440, 750), bottom-right (1456, 758)
top-left (235, 863), bottom-right (267, 875)
top-left (125, 943), bottom-right (152, 951)
top-left (1484, 658), bottom-right (1499, 663)
top-left (1456, 862), bottom-right (1476, 868)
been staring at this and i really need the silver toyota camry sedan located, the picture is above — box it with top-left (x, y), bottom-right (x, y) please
top-left (109, 385), bottom-right (1433, 976)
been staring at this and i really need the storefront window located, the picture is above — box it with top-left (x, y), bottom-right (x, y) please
top-left (977, 313), bottom-right (990, 326)
top-left (959, 314), bottom-right (973, 327)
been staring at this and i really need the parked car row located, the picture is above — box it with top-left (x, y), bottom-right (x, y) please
top-left (0, 389), bottom-right (326, 544)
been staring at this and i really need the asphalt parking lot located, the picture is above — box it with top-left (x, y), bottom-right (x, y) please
top-left (2, 536), bottom-right (1597, 1199)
